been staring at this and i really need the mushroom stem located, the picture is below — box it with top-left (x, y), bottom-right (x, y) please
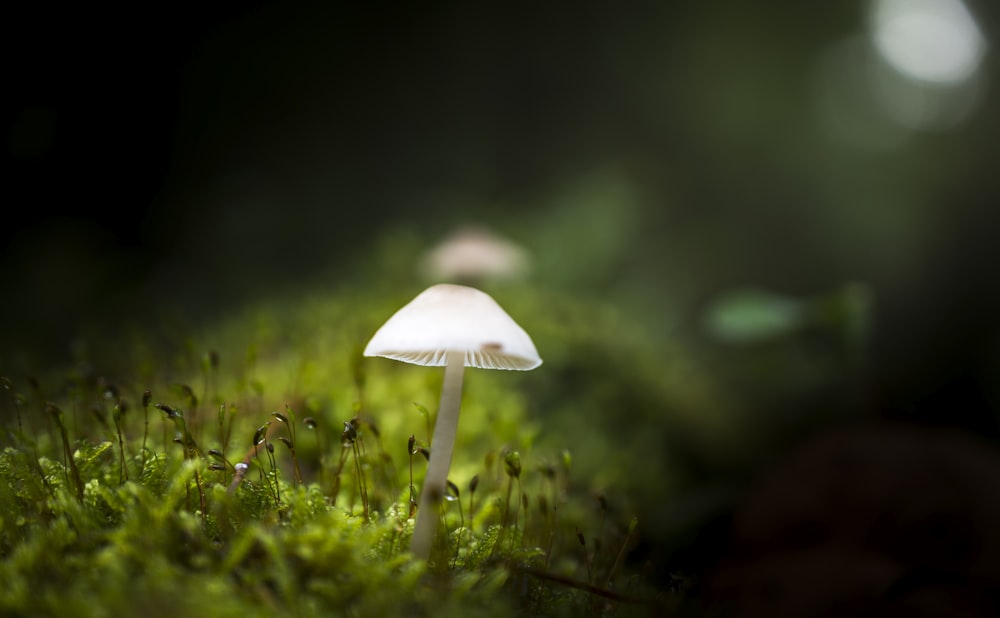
top-left (411, 350), bottom-right (466, 561)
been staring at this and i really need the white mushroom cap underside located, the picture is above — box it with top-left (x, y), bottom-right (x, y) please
top-left (364, 284), bottom-right (542, 370)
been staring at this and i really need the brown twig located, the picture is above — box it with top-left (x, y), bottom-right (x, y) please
top-left (512, 565), bottom-right (658, 607)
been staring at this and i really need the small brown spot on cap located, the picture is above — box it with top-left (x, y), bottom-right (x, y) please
top-left (481, 342), bottom-right (504, 352)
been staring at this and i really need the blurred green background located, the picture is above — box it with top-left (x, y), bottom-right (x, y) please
top-left (4, 0), bottom-right (1000, 597)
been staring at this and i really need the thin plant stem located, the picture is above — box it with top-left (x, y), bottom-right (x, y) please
top-left (141, 395), bottom-right (149, 475)
top-left (352, 435), bottom-right (369, 519)
top-left (491, 475), bottom-right (514, 558)
top-left (113, 403), bottom-right (128, 484)
top-left (605, 517), bottom-right (638, 587)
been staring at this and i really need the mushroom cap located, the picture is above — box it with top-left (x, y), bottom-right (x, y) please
top-left (420, 225), bottom-right (530, 282)
top-left (364, 284), bottom-right (542, 370)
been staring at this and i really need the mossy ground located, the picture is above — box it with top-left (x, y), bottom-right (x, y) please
top-left (0, 272), bottom-right (695, 617)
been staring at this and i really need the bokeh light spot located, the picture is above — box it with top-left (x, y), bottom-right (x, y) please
top-left (871, 0), bottom-right (986, 85)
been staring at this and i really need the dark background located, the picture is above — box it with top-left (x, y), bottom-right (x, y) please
top-left (5, 1), bottom-right (999, 431)
top-left (5, 1), bottom-right (1000, 608)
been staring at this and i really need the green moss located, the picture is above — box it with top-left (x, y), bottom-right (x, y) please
top-left (0, 283), bottom-right (673, 617)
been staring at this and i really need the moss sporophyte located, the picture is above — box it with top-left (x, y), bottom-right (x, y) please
top-left (0, 277), bottom-right (672, 616)
top-left (363, 283), bottom-right (542, 561)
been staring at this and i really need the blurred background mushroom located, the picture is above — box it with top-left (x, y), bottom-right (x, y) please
top-left (419, 225), bottom-right (531, 285)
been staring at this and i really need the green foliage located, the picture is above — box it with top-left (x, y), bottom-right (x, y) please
top-left (0, 284), bottom-right (670, 617)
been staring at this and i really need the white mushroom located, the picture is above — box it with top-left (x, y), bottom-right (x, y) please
top-left (364, 283), bottom-right (542, 560)
top-left (419, 225), bottom-right (530, 283)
